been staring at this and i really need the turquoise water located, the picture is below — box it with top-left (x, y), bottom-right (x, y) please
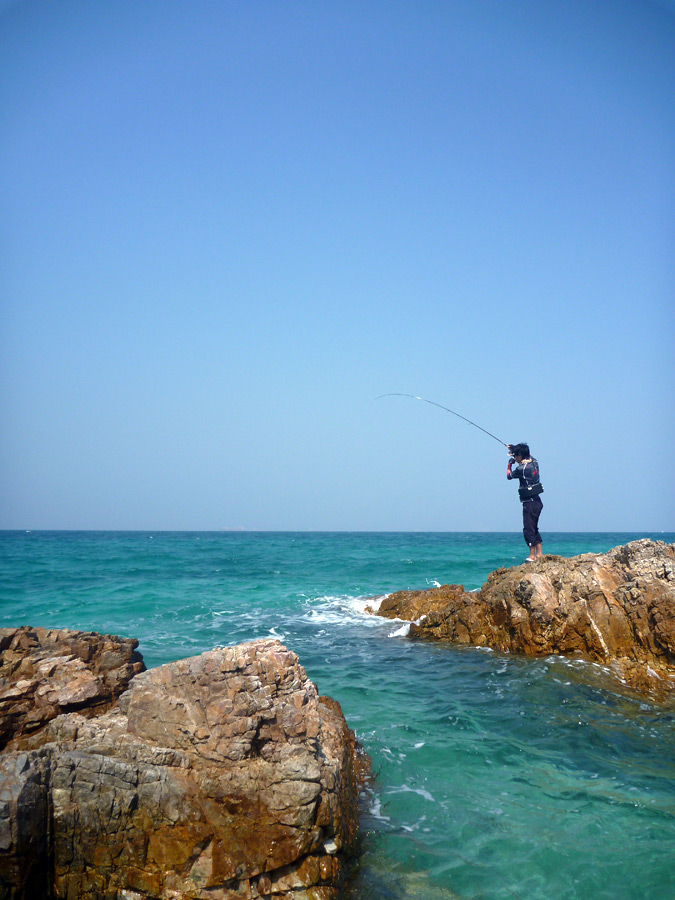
top-left (1, 531), bottom-right (674, 899)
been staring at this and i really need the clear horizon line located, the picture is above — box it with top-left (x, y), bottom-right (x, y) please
top-left (2, 529), bottom-right (673, 536)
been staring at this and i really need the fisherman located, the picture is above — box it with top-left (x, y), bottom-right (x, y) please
top-left (507, 443), bottom-right (543, 561)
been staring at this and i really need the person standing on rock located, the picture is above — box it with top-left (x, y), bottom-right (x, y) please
top-left (507, 442), bottom-right (544, 561)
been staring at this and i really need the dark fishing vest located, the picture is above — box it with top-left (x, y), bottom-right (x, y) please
top-left (512, 458), bottom-right (544, 502)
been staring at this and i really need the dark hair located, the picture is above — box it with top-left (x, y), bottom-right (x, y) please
top-left (510, 442), bottom-right (530, 458)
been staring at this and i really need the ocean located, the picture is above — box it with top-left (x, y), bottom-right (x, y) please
top-left (1, 530), bottom-right (674, 899)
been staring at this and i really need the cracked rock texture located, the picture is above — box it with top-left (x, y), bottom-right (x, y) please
top-left (372, 540), bottom-right (675, 696)
top-left (0, 627), bottom-right (145, 750)
top-left (0, 635), bottom-right (360, 900)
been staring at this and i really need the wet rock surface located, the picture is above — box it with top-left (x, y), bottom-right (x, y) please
top-left (372, 540), bottom-right (675, 696)
top-left (0, 635), bottom-right (361, 900)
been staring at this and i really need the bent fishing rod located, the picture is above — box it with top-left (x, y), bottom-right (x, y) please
top-left (377, 393), bottom-right (508, 447)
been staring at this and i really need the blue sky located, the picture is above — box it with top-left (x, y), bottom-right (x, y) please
top-left (1, 0), bottom-right (673, 531)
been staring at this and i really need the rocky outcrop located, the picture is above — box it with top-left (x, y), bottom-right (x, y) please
top-left (372, 584), bottom-right (466, 624)
top-left (0, 635), bottom-right (361, 900)
top-left (370, 540), bottom-right (675, 695)
top-left (0, 626), bottom-right (145, 750)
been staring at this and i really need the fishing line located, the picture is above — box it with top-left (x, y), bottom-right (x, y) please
top-left (377, 393), bottom-right (508, 447)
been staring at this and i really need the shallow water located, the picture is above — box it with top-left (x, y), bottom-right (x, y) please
top-left (2, 531), bottom-right (674, 899)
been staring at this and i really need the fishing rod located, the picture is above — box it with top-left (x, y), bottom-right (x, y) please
top-left (377, 393), bottom-right (508, 447)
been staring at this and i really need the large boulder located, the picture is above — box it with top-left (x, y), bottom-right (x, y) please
top-left (372, 540), bottom-right (675, 695)
top-left (0, 636), bottom-right (361, 900)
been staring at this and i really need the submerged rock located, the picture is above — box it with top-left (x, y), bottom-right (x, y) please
top-left (371, 540), bottom-right (675, 696)
top-left (0, 634), bottom-right (361, 900)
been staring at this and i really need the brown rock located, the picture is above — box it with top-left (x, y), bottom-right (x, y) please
top-left (0, 626), bottom-right (145, 750)
top-left (368, 583), bottom-right (467, 623)
top-left (0, 636), bottom-right (361, 900)
top-left (372, 540), bottom-right (675, 695)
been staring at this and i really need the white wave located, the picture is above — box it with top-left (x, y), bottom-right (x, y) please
top-left (354, 594), bottom-right (387, 614)
top-left (300, 590), bottom-right (447, 638)
top-left (400, 815), bottom-right (427, 833)
top-left (388, 783), bottom-right (436, 803)
top-left (301, 594), bottom-right (394, 629)
top-left (367, 795), bottom-right (390, 822)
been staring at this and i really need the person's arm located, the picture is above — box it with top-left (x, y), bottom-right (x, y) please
top-left (506, 458), bottom-right (520, 480)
